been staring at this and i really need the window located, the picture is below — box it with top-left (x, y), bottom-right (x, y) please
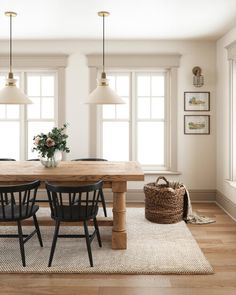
top-left (0, 54), bottom-right (66, 160)
top-left (88, 54), bottom-right (180, 171)
top-left (0, 71), bottom-right (57, 160)
top-left (98, 71), bottom-right (170, 170)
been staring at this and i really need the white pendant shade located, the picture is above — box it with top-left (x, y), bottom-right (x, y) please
top-left (87, 76), bottom-right (125, 104)
top-left (0, 77), bottom-right (32, 104)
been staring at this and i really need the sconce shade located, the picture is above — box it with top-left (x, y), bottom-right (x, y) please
top-left (0, 77), bottom-right (32, 104)
top-left (193, 75), bottom-right (204, 88)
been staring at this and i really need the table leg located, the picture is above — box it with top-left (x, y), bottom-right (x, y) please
top-left (112, 181), bottom-right (127, 249)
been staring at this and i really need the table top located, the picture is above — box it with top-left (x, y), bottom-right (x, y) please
top-left (0, 161), bottom-right (144, 182)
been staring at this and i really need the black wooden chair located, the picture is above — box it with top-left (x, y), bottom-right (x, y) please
top-left (45, 180), bottom-right (103, 267)
top-left (72, 158), bottom-right (107, 161)
top-left (0, 158), bottom-right (16, 161)
top-left (71, 158), bottom-right (108, 217)
top-left (0, 180), bottom-right (43, 267)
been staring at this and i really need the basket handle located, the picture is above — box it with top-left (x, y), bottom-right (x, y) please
top-left (155, 176), bottom-right (169, 187)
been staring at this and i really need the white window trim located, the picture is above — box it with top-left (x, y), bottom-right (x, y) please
top-left (228, 59), bottom-right (236, 181)
top-left (226, 42), bottom-right (236, 181)
top-left (87, 54), bottom-right (180, 172)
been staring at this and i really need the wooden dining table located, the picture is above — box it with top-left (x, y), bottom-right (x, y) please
top-left (0, 160), bottom-right (144, 250)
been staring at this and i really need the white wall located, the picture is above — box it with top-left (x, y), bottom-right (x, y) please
top-left (0, 40), bottom-right (216, 191)
top-left (65, 53), bottom-right (90, 160)
top-left (216, 27), bottom-right (236, 203)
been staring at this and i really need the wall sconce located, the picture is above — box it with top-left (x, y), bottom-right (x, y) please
top-left (192, 66), bottom-right (204, 87)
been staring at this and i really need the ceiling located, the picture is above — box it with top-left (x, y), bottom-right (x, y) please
top-left (1, 0), bottom-right (236, 41)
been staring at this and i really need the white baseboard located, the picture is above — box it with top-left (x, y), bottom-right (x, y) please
top-left (216, 190), bottom-right (236, 221)
top-left (80, 189), bottom-right (216, 203)
top-left (187, 190), bottom-right (216, 202)
top-left (36, 188), bottom-right (216, 203)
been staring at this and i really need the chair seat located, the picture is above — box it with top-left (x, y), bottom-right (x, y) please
top-left (0, 204), bottom-right (39, 221)
top-left (51, 205), bottom-right (98, 221)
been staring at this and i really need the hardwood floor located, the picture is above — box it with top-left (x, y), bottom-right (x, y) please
top-left (0, 203), bottom-right (235, 295)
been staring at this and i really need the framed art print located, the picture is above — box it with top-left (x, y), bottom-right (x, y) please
top-left (184, 115), bottom-right (210, 135)
top-left (184, 92), bottom-right (210, 111)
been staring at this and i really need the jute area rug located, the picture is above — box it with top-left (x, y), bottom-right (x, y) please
top-left (0, 208), bottom-right (213, 274)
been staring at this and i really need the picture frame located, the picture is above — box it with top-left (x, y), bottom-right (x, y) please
top-left (184, 115), bottom-right (210, 135)
top-left (184, 92), bottom-right (210, 111)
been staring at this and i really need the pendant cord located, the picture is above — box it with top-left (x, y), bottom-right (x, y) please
top-left (10, 14), bottom-right (12, 74)
top-left (102, 14), bottom-right (105, 73)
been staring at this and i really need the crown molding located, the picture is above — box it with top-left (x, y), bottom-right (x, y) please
top-left (87, 54), bottom-right (181, 68)
top-left (0, 54), bottom-right (68, 69)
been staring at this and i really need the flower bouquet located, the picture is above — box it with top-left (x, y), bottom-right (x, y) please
top-left (33, 123), bottom-right (70, 167)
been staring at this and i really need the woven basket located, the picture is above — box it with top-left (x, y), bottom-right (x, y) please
top-left (144, 176), bottom-right (186, 224)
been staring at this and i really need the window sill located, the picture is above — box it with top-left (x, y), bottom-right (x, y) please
top-left (144, 170), bottom-right (181, 176)
top-left (225, 179), bottom-right (236, 189)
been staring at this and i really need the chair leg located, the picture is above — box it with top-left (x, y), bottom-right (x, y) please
top-left (17, 221), bottom-right (26, 267)
top-left (93, 217), bottom-right (102, 247)
top-left (33, 214), bottom-right (43, 247)
top-left (99, 190), bottom-right (107, 217)
top-left (48, 220), bottom-right (60, 267)
top-left (83, 220), bottom-right (93, 267)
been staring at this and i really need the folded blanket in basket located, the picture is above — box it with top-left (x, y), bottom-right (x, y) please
top-left (183, 185), bottom-right (215, 224)
top-left (182, 184), bottom-right (193, 218)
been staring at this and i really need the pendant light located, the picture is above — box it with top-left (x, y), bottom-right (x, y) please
top-left (86, 11), bottom-right (125, 104)
top-left (0, 11), bottom-right (32, 104)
